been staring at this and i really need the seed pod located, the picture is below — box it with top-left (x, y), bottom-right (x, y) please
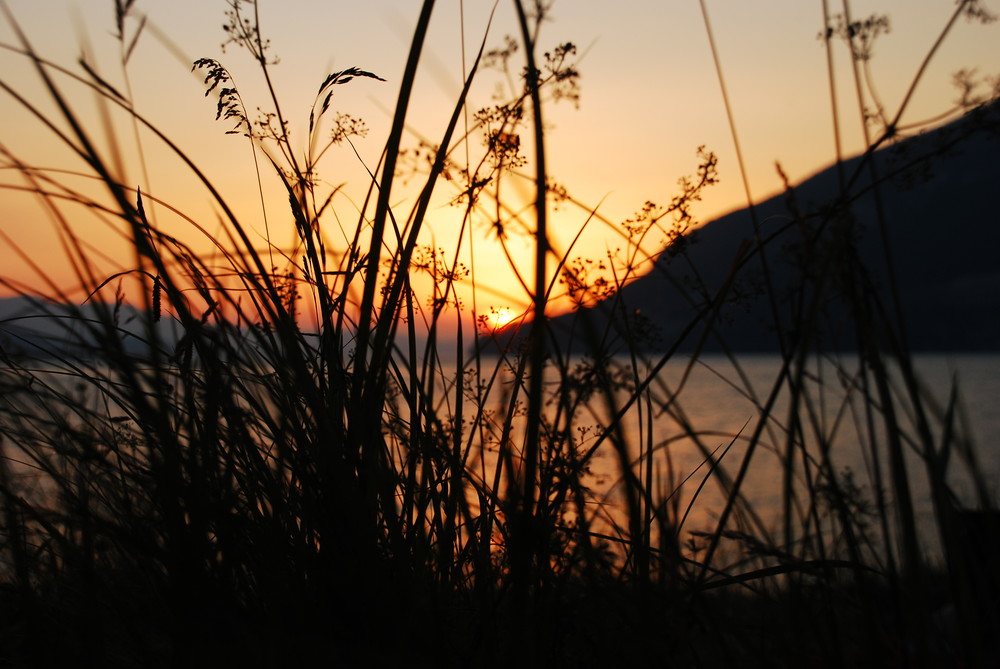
top-left (152, 275), bottom-right (161, 323)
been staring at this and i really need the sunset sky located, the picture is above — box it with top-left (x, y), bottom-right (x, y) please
top-left (1, 0), bottom-right (997, 328)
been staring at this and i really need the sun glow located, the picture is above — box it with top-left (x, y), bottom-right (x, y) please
top-left (484, 306), bottom-right (517, 331)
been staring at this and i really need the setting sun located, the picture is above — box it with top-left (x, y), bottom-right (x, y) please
top-left (485, 306), bottom-right (518, 331)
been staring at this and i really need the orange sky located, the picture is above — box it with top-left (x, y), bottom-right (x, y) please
top-left (2, 0), bottom-right (998, 331)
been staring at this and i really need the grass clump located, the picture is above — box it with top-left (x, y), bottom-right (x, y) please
top-left (1, 0), bottom-right (998, 667)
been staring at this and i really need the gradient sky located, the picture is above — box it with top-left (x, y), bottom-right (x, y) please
top-left (2, 0), bottom-right (998, 326)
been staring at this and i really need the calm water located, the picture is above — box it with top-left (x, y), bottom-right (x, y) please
top-left (6, 352), bottom-right (997, 558)
top-left (460, 352), bottom-right (1000, 554)
top-left (625, 353), bottom-right (1000, 465)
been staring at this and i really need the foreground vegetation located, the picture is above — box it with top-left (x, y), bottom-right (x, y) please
top-left (1, 1), bottom-right (998, 666)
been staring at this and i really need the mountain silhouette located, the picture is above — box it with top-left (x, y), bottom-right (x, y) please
top-left (0, 296), bottom-right (183, 361)
top-left (509, 101), bottom-right (1000, 355)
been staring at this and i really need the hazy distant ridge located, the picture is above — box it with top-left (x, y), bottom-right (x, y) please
top-left (0, 296), bottom-right (182, 360)
top-left (538, 103), bottom-right (1000, 353)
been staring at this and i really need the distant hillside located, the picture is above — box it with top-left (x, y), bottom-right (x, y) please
top-left (0, 296), bottom-right (182, 361)
top-left (505, 102), bottom-right (1000, 354)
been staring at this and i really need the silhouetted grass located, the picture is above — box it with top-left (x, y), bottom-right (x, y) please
top-left (1, 0), bottom-right (998, 667)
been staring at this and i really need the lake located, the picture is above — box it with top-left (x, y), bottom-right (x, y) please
top-left (458, 351), bottom-right (1000, 560)
top-left (3, 350), bottom-right (996, 563)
